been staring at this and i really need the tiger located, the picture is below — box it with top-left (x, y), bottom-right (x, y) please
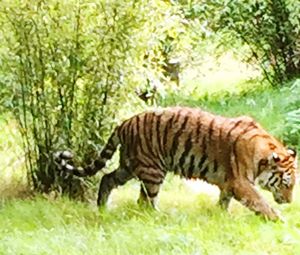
top-left (55, 107), bottom-right (298, 221)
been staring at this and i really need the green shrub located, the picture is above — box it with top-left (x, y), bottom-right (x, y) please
top-left (217, 0), bottom-right (300, 85)
top-left (178, 0), bottom-right (300, 85)
top-left (0, 0), bottom-right (186, 197)
top-left (283, 80), bottom-right (300, 148)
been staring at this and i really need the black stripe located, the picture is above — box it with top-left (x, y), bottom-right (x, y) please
top-left (133, 116), bottom-right (140, 156)
top-left (197, 130), bottom-right (207, 171)
top-left (267, 172), bottom-right (276, 185)
top-left (118, 122), bottom-right (126, 143)
top-left (198, 154), bottom-right (207, 170)
top-left (156, 114), bottom-right (164, 159)
top-left (139, 170), bottom-right (164, 184)
top-left (134, 115), bottom-right (142, 156)
top-left (124, 120), bottom-right (133, 145)
top-left (100, 149), bottom-right (113, 159)
top-left (94, 159), bottom-right (105, 169)
top-left (231, 121), bottom-right (256, 175)
top-left (219, 122), bottom-right (224, 141)
top-left (213, 160), bottom-right (218, 173)
top-left (148, 113), bottom-right (154, 151)
top-left (129, 118), bottom-right (135, 147)
top-left (258, 159), bottom-right (268, 172)
top-left (162, 114), bottom-right (175, 156)
top-left (142, 113), bottom-right (153, 156)
top-left (248, 134), bottom-right (270, 142)
top-left (170, 115), bottom-right (189, 167)
top-left (105, 138), bottom-right (115, 151)
top-left (232, 146), bottom-right (239, 176)
top-left (226, 120), bottom-right (243, 139)
top-left (137, 158), bottom-right (161, 170)
top-left (269, 175), bottom-right (280, 187)
top-left (187, 155), bottom-right (195, 178)
top-left (137, 116), bottom-right (154, 160)
top-left (142, 179), bottom-right (163, 185)
top-left (208, 118), bottom-right (215, 141)
top-left (196, 118), bottom-right (202, 143)
top-left (218, 120), bottom-right (225, 159)
top-left (200, 166), bottom-right (209, 178)
top-left (153, 114), bottom-right (165, 168)
top-left (232, 121), bottom-right (256, 147)
top-left (139, 169), bottom-right (165, 179)
top-left (198, 127), bottom-right (209, 177)
top-left (179, 133), bottom-right (193, 171)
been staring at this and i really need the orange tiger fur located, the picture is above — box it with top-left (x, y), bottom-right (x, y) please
top-left (56, 107), bottom-right (298, 220)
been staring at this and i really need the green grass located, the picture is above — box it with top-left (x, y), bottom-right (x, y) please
top-left (1, 180), bottom-right (300, 255)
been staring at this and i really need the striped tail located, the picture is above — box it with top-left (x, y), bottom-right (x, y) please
top-left (56, 127), bottom-right (120, 177)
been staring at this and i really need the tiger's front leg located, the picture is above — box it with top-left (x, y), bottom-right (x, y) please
top-left (218, 190), bottom-right (233, 210)
top-left (231, 180), bottom-right (282, 221)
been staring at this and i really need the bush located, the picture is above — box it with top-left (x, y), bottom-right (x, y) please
top-left (283, 80), bottom-right (300, 148)
top-left (178, 0), bottom-right (300, 85)
top-left (0, 0), bottom-right (186, 197)
top-left (217, 0), bottom-right (300, 85)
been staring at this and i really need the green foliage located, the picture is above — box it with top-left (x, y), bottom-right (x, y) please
top-left (0, 0), bottom-right (186, 196)
top-left (177, 0), bottom-right (300, 85)
top-left (285, 109), bottom-right (300, 146)
top-left (283, 80), bottom-right (300, 146)
top-left (216, 0), bottom-right (300, 85)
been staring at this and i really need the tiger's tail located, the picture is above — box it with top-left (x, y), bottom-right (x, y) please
top-left (56, 127), bottom-right (120, 177)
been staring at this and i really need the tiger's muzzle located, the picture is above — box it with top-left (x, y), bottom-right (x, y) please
top-left (274, 193), bottom-right (293, 204)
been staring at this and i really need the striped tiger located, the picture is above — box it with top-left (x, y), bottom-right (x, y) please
top-left (55, 107), bottom-right (298, 221)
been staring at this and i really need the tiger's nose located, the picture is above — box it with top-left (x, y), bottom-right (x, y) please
top-left (275, 198), bottom-right (285, 204)
top-left (275, 196), bottom-right (292, 204)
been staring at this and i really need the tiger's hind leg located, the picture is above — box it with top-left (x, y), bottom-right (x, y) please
top-left (218, 190), bottom-right (233, 210)
top-left (136, 167), bottom-right (165, 210)
top-left (138, 182), bottom-right (162, 210)
top-left (97, 167), bottom-right (133, 207)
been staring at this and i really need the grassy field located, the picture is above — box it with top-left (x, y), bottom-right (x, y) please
top-left (1, 74), bottom-right (300, 254)
top-left (1, 180), bottom-right (300, 255)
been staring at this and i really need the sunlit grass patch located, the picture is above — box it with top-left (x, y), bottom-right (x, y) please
top-left (179, 51), bottom-right (261, 97)
top-left (0, 115), bottom-right (27, 198)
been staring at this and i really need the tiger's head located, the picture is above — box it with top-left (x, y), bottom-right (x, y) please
top-left (257, 148), bottom-right (298, 204)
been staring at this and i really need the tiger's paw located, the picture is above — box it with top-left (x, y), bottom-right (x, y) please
top-left (273, 210), bottom-right (286, 223)
top-left (260, 208), bottom-right (285, 223)
top-left (270, 208), bottom-right (286, 223)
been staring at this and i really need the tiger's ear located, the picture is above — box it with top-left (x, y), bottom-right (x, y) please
top-left (287, 148), bottom-right (297, 158)
top-left (268, 152), bottom-right (280, 164)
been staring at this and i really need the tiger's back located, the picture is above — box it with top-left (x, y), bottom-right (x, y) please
top-left (118, 107), bottom-right (263, 187)
top-left (56, 107), bottom-right (297, 221)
